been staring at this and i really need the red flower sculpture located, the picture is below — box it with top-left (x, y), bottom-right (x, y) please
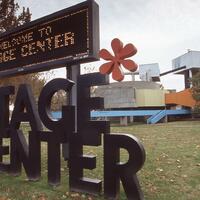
top-left (99, 38), bottom-right (138, 81)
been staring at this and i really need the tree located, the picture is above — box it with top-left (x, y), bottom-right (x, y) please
top-left (0, 0), bottom-right (31, 33)
top-left (51, 90), bottom-right (68, 111)
top-left (0, 72), bottom-right (48, 104)
top-left (191, 71), bottom-right (200, 115)
top-left (0, 0), bottom-right (50, 104)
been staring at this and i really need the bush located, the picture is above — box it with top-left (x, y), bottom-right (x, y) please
top-left (191, 71), bottom-right (200, 115)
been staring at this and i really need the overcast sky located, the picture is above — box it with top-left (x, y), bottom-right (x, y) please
top-left (17, 0), bottom-right (200, 91)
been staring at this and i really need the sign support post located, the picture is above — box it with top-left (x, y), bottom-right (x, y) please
top-left (62, 65), bottom-right (80, 160)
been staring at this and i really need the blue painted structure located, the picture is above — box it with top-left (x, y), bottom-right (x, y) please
top-left (147, 110), bottom-right (166, 124)
top-left (91, 109), bottom-right (191, 124)
top-left (148, 109), bottom-right (191, 124)
top-left (52, 109), bottom-right (191, 124)
top-left (91, 110), bottom-right (160, 117)
top-left (51, 111), bottom-right (62, 119)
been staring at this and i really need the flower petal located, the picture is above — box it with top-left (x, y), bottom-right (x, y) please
top-left (99, 49), bottom-right (114, 61)
top-left (111, 38), bottom-right (123, 56)
top-left (119, 43), bottom-right (137, 59)
top-left (120, 59), bottom-right (138, 72)
top-left (99, 61), bottom-right (114, 74)
top-left (112, 63), bottom-right (124, 81)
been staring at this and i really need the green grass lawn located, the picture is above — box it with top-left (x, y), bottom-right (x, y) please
top-left (0, 121), bottom-right (200, 200)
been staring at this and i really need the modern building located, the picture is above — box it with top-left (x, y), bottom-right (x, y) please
top-left (92, 52), bottom-right (200, 125)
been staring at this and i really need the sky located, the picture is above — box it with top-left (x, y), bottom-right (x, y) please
top-left (17, 0), bottom-right (200, 91)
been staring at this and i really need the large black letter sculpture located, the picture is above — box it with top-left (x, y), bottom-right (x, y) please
top-left (104, 134), bottom-right (146, 199)
top-left (10, 84), bottom-right (42, 179)
top-left (0, 75), bottom-right (146, 199)
top-left (68, 72), bottom-right (146, 199)
top-left (38, 78), bottom-right (75, 185)
top-left (69, 73), bottom-right (110, 194)
top-left (0, 86), bottom-right (14, 172)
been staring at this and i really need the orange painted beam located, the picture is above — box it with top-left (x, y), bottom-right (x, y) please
top-left (165, 89), bottom-right (196, 108)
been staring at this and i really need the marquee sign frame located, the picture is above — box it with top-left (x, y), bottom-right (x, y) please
top-left (0, 0), bottom-right (99, 77)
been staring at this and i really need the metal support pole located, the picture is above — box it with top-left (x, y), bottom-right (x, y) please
top-left (184, 70), bottom-right (190, 89)
top-left (62, 65), bottom-right (80, 160)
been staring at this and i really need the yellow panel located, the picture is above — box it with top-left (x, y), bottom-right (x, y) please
top-left (136, 89), bottom-right (166, 107)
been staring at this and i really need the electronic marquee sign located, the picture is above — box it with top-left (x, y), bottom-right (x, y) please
top-left (0, 0), bottom-right (99, 77)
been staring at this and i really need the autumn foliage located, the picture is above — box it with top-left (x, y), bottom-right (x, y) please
top-left (0, 0), bottom-right (51, 106)
top-left (191, 71), bottom-right (200, 114)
